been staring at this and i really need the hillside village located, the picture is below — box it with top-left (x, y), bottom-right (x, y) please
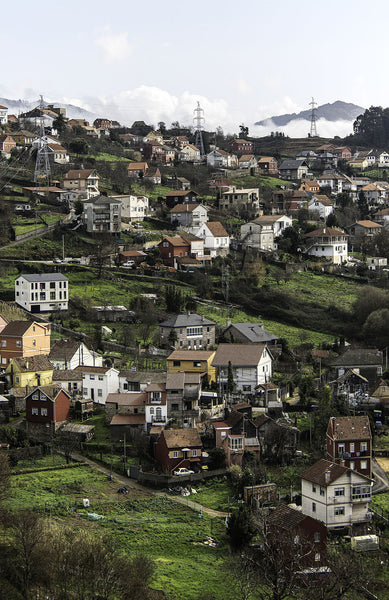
top-left (1, 99), bottom-right (389, 598)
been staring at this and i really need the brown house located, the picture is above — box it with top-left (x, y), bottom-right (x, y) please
top-left (230, 138), bottom-right (253, 156)
top-left (0, 135), bottom-right (16, 153)
top-left (155, 428), bottom-right (202, 473)
top-left (0, 320), bottom-right (51, 367)
top-left (164, 190), bottom-right (199, 208)
top-left (25, 385), bottom-right (70, 436)
top-left (127, 162), bottom-right (149, 178)
top-left (158, 236), bottom-right (190, 267)
top-left (326, 416), bottom-right (372, 478)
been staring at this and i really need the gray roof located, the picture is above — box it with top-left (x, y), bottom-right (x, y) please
top-left (330, 348), bottom-right (383, 368)
top-left (160, 313), bottom-right (216, 328)
top-left (279, 159), bottom-right (308, 169)
top-left (226, 322), bottom-right (278, 343)
top-left (18, 273), bottom-right (68, 282)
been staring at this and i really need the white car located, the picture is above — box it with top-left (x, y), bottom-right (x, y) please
top-left (174, 467), bottom-right (195, 476)
top-left (122, 260), bottom-right (135, 267)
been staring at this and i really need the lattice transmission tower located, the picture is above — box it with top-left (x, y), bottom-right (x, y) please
top-left (193, 101), bottom-right (205, 158)
top-left (34, 95), bottom-right (51, 185)
top-left (309, 97), bottom-right (318, 138)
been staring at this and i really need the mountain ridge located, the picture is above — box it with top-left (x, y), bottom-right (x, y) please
top-left (255, 100), bottom-right (365, 127)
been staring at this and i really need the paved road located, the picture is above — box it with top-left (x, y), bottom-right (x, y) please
top-left (71, 453), bottom-right (230, 519)
top-left (372, 458), bottom-right (389, 494)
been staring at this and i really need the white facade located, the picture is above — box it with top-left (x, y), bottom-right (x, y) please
top-left (15, 274), bottom-right (68, 312)
top-left (240, 222), bottom-right (275, 251)
top-left (305, 230), bottom-right (348, 264)
top-left (301, 470), bottom-right (372, 530)
top-left (78, 367), bottom-right (120, 404)
top-left (207, 149), bottom-right (231, 168)
top-left (50, 342), bottom-right (103, 370)
top-left (194, 222), bottom-right (230, 257)
top-left (308, 198), bottom-right (334, 220)
top-left (112, 194), bottom-right (149, 222)
top-left (216, 347), bottom-right (273, 394)
top-left (0, 105), bottom-right (8, 125)
top-left (316, 175), bottom-right (345, 194)
top-left (83, 197), bottom-right (121, 233)
top-left (145, 398), bottom-right (167, 428)
top-left (170, 204), bottom-right (208, 229)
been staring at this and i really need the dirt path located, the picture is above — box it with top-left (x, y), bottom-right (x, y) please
top-left (71, 453), bottom-right (230, 519)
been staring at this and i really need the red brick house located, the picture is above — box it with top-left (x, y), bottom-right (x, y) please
top-left (326, 416), bottom-right (372, 478)
top-left (25, 385), bottom-right (70, 435)
top-left (0, 135), bottom-right (16, 153)
top-left (128, 162), bottom-right (148, 178)
top-left (230, 138), bottom-right (253, 156)
top-left (158, 236), bottom-right (191, 267)
top-left (266, 505), bottom-right (327, 567)
top-left (155, 428), bottom-right (202, 473)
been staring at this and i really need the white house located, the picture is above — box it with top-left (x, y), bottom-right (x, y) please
top-left (250, 215), bottom-right (292, 237)
top-left (179, 144), bottom-right (201, 162)
top-left (207, 149), bottom-right (236, 168)
top-left (212, 344), bottom-right (273, 395)
top-left (15, 273), bottom-right (69, 312)
top-left (360, 183), bottom-right (387, 207)
top-left (111, 194), bottom-right (149, 223)
top-left (82, 196), bottom-right (121, 234)
top-left (0, 105), bottom-right (8, 125)
top-left (308, 195), bottom-right (334, 220)
top-left (49, 339), bottom-right (103, 370)
top-left (194, 221), bottom-right (230, 257)
top-left (75, 366), bottom-right (120, 405)
top-left (304, 227), bottom-right (348, 264)
top-left (169, 203), bottom-right (208, 229)
top-left (300, 458), bottom-right (373, 531)
top-left (316, 174), bottom-right (346, 195)
top-left (240, 220), bottom-right (275, 251)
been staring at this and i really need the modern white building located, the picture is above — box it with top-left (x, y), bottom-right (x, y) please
top-left (75, 365), bottom-right (120, 405)
top-left (82, 195), bottom-right (121, 233)
top-left (300, 458), bottom-right (373, 531)
top-left (212, 344), bottom-right (273, 395)
top-left (15, 273), bottom-right (69, 313)
top-left (111, 194), bottom-right (149, 223)
top-left (304, 227), bottom-right (348, 264)
top-left (194, 221), bottom-right (230, 257)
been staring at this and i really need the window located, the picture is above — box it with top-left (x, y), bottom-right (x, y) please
top-left (243, 385), bottom-right (251, 392)
top-left (335, 488), bottom-right (345, 496)
top-left (32, 392), bottom-right (39, 401)
top-left (312, 502), bottom-right (316, 513)
top-left (172, 403), bottom-right (179, 411)
top-left (33, 339), bottom-right (36, 346)
top-left (361, 460), bottom-right (368, 470)
top-left (315, 553), bottom-right (321, 562)
top-left (31, 408), bottom-right (38, 415)
top-left (16, 340), bottom-right (21, 348)
top-left (187, 326), bottom-right (202, 337)
top-left (1, 341), bottom-right (6, 348)
top-left (192, 449), bottom-right (197, 457)
top-left (314, 532), bottom-right (321, 543)
top-left (90, 375), bottom-right (95, 380)
top-left (82, 387), bottom-right (87, 395)
top-left (229, 437), bottom-right (243, 451)
top-left (193, 361), bottom-right (201, 368)
top-left (98, 389), bottom-right (102, 397)
top-left (1, 359), bottom-right (5, 365)
top-left (41, 408), bottom-right (47, 416)
top-left (334, 507), bottom-right (345, 516)
top-left (350, 443), bottom-right (354, 453)
top-left (320, 487), bottom-right (325, 496)
top-left (350, 461), bottom-right (355, 470)
top-left (173, 360), bottom-right (181, 367)
top-left (173, 451), bottom-right (178, 458)
top-left (150, 407), bottom-right (154, 414)
top-left (50, 292), bottom-right (55, 300)
top-left (15, 376), bottom-right (20, 384)
top-left (312, 485), bottom-right (316, 493)
top-left (361, 442), bottom-right (367, 452)
top-left (352, 485), bottom-right (371, 499)
top-left (98, 376), bottom-right (103, 381)
top-left (50, 282), bottom-right (55, 289)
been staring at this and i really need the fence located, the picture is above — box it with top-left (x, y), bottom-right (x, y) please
top-left (129, 467), bottom-right (228, 488)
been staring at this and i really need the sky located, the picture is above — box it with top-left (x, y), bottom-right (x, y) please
top-left (1, 0), bottom-right (388, 136)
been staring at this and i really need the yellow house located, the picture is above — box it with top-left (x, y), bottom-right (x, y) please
top-left (5, 355), bottom-right (53, 388)
top-left (166, 350), bottom-right (216, 385)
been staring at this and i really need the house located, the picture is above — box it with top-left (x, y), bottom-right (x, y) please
top-left (272, 189), bottom-right (309, 214)
top-left (372, 207), bottom-right (389, 226)
top-left (118, 250), bottom-right (147, 266)
top-left (111, 194), bottom-right (149, 223)
top-left (106, 383), bottom-right (167, 436)
top-left (169, 203), bottom-right (208, 229)
top-left (329, 347), bottom-right (383, 385)
top-left (367, 256), bottom-right (388, 270)
top-left (222, 321), bottom-right (278, 345)
top-left (0, 105), bottom-right (8, 124)
top-left (326, 416), bottom-right (372, 478)
top-left (178, 144), bottom-right (201, 163)
top-left (82, 195), bottom-right (121, 234)
top-left (52, 369), bottom-right (83, 401)
top-left (230, 138), bottom-right (253, 156)
top-left (266, 505), bottom-right (327, 568)
top-left (0, 320), bottom-right (51, 367)
top-left (194, 221), bottom-right (230, 257)
top-left (347, 220), bottom-right (383, 248)
top-left (316, 173), bottom-right (345, 194)
top-left (12, 130), bottom-right (36, 146)
top-left (304, 227), bottom-right (348, 264)
top-left (360, 183), bottom-right (387, 206)
top-left (5, 355), bottom-right (54, 389)
top-left (238, 154), bottom-right (257, 170)
top-left (167, 349), bottom-right (216, 386)
top-left (127, 162), bottom-right (148, 178)
top-left (160, 313), bottom-right (216, 350)
top-left (49, 339), bottom-right (103, 370)
top-left (255, 414), bottom-right (299, 460)
top-left (144, 167), bottom-right (162, 184)
top-left (207, 149), bottom-right (236, 169)
top-left (19, 106), bottom-right (57, 129)
top-left (240, 219), bottom-right (275, 251)
top-left (164, 190), bottom-right (199, 208)
top-left (166, 372), bottom-right (201, 427)
top-left (212, 408), bottom-right (261, 466)
top-left (63, 169), bottom-right (99, 199)
top-left (257, 156), bottom-right (278, 175)
top-left (47, 143), bottom-right (69, 164)
top-left (278, 159), bottom-right (309, 181)
top-left (74, 366), bottom-right (120, 404)
top-left (300, 458), bottom-right (373, 533)
top-left (250, 215), bottom-right (292, 237)
top-left (158, 235), bottom-right (190, 267)
top-left (329, 369), bottom-right (369, 408)
top-left (15, 273), bottom-right (69, 312)
top-left (332, 146), bottom-right (352, 161)
top-left (0, 135), bottom-right (16, 154)
top-left (154, 428), bottom-right (203, 473)
top-left (348, 157), bottom-right (369, 171)
top-left (25, 385), bottom-right (70, 436)
top-left (212, 344), bottom-right (273, 395)
top-left (119, 370), bottom-right (166, 393)
top-left (220, 187), bottom-right (261, 216)
top-left (299, 180), bottom-right (320, 194)
top-left (308, 195), bottom-right (334, 220)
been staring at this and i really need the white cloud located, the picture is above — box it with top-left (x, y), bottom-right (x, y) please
top-left (253, 118), bottom-right (354, 139)
top-left (95, 27), bottom-right (132, 64)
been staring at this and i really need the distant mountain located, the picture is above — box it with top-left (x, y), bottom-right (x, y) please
top-left (255, 101), bottom-right (365, 127)
top-left (0, 97), bottom-right (99, 123)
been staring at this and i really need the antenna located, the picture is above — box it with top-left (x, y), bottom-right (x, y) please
top-left (309, 97), bottom-right (318, 137)
top-left (193, 101), bottom-right (205, 158)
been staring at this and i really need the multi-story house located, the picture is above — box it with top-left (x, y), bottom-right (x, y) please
top-left (49, 339), bottom-right (102, 370)
top-left (308, 195), bottom-right (334, 220)
top-left (82, 195), bottom-right (121, 234)
top-left (212, 408), bottom-right (261, 467)
top-left (15, 273), bottom-right (69, 312)
top-left (25, 385), bottom-right (70, 436)
top-left (194, 221), bottom-right (230, 257)
top-left (111, 194), bottom-right (149, 223)
top-left (326, 416), bottom-right (372, 478)
top-left (167, 349), bottom-right (216, 386)
top-left (238, 154), bottom-right (257, 169)
top-left (212, 344), bottom-right (273, 395)
top-left (0, 135), bottom-right (16, 154)
top-left (127, 162), bottom-right (148, 179)
top-left (220, 187), bottom-right (261, 216)
top-left (230, 138), bottom-right (253, 156)
top-left (0, 105), bottom-right (8, 124)
top-left (249, 214), bottom-right (292, 237)
top-left (169, 203), bottom-right (208, 229)
top-left (207, 149), bottom-right (236, 168)
top-left (106, 382), bottom-right (167, 435)
top-left (300, 458), bottom-right (373, 533)
top-left (347, 220), bottom-right (383, 248)
top-left (329, 347), bottom-right (383, 385)
top-left (278, 159), bottom-right (309, 181)
top-left (63, 169), bottom-right (99, 198)
top-left (75, 366), bottom-right (120, 404)
top-left (0, 320), bottom-right (51, 367)
top-left (304, 227), bottom-right (348, 264)
top-left (164, 190), bottom-right (199, 208)
top-left (257, 156), bottom-right (278, 175)
top-left (5, 355), bottom-right (53, 389)
top-left (316, 173), bottom-right (346, 195)
top-left (240, 220), bottom-right (275, 251)
top-left (166, 372), bottom-right (201, 427)
top-left (160, 313), bottom-right (216, 350)
top-left (179, 144), bottom-right (201, 162)
top-left (155, 428), bottom-right (203, 474)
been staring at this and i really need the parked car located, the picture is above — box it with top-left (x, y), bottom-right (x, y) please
top-left (53, 258), bottom-right (62, 263)
top-left (122, 260), bottom-right (135, 268)
top-left (173, 467), bottom-right (194, 476)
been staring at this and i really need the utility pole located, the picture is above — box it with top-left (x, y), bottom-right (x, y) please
top-left (193, 101), bottom-right (205, 158)
top-left (309, 97), bottom-right (318, 138)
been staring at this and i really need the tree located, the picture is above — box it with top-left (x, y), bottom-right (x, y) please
top-left (239, 124), bottom-right (249, 138)
top-left (227, 360), bottom-right (234, 395)
top-left (358, 191), bottom-right (369, 219)
top-left (0, 451), bottom-right (10, 506)
top-left (362, 308), bottom-right (389, 347)
top-left (53, 113), bottom-right (67, 134)
top-left (74, 198), bottom-right (84, 215)
top-left (68, 137), bottom-right (89, 155)
top-left (226, 505), bottom-right (256, 550)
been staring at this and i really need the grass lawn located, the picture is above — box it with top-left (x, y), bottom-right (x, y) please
top-left (91, 152), bottom-right (129, 162)
top-left (192, 478), bottom-right (238, 512)
top-left (5, 465), bottom-right (233, 600)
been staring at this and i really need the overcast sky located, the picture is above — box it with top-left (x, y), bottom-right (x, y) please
top-left (1, 0), bottom-right (387, 135)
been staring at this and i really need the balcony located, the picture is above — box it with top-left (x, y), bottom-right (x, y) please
top-left (151, 415), bottom-right (166, 423)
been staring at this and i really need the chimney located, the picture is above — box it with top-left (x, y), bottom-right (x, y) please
top-left (324, 469), bottom-right (330, 484)
top-left (226, 318), bottom-right (232, 327)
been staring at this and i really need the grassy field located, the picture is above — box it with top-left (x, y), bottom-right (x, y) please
top-left (5, 465), bottom-right (233, 600)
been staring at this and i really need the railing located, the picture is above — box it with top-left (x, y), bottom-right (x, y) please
top-left (151, 415), bottom-right (166, 423)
